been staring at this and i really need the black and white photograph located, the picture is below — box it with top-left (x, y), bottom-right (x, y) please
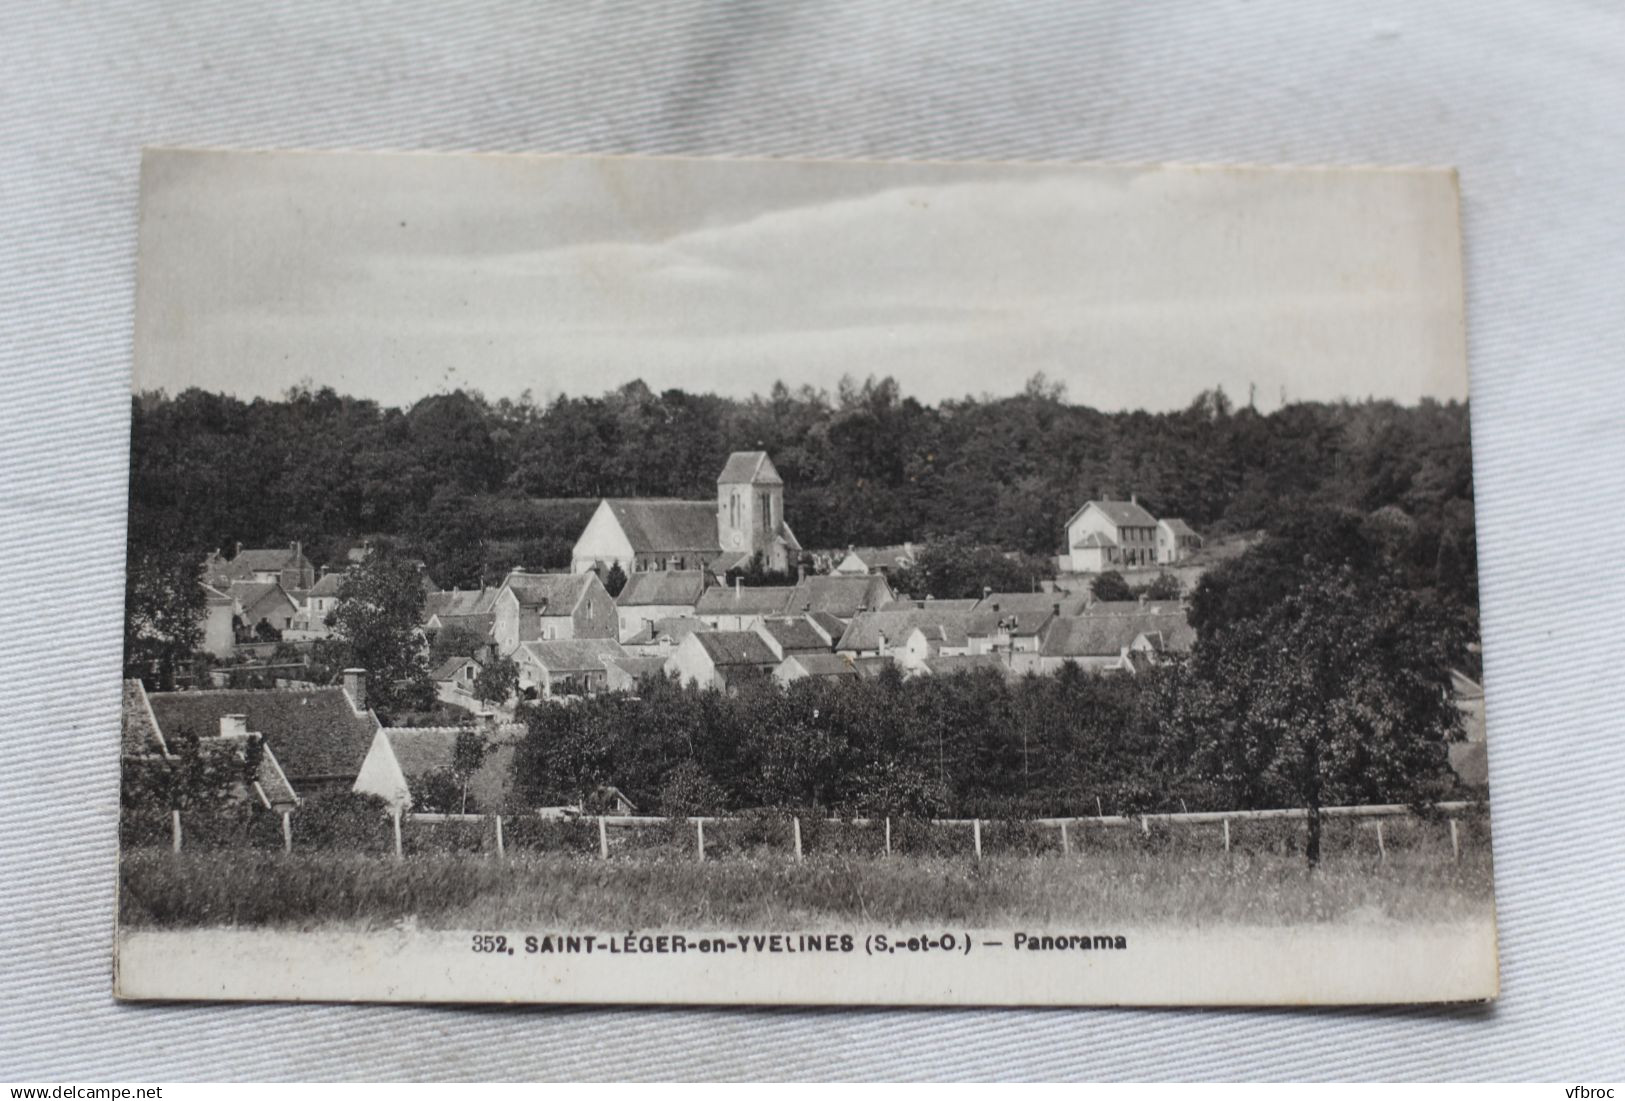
top-left (114, 148), bottom-right (1495, 1005)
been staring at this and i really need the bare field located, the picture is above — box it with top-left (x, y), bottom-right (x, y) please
top-left (119, 847), bottom-right (1495, 932)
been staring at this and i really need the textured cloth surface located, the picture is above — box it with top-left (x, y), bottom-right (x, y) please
top-left (2, 0), bottom-right (1623, 1082)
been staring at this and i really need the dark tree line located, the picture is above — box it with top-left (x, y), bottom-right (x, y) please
top-left (128, 375), bottom-right (1477, 599)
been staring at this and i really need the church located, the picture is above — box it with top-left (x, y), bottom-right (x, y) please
top-left (569, 451), bottom-right (802, 577)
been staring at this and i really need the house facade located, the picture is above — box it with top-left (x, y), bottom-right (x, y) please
top-left (1156, 518), bottom-right (1202, 563)
top-left (664, 630), bottom-right (778, 691)
top-left (205, 542), bottom-right (316, 592)
top-left (694, 583), bottom-right (796, 632)
top-left (515, 638), bottom-right (630, 700)
top-left (1063, 498), bottom-right (1162, 571)
top-left (613, 569), bottom-right (708, 641)
top-left (490, 570), bottom-right (616, 653)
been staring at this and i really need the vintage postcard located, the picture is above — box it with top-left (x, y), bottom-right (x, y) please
top-left (115, 148), bottom-right (1495, 1005)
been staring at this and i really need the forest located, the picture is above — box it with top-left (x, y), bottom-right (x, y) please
top-left (127, 373), bottom-right (1478, 602)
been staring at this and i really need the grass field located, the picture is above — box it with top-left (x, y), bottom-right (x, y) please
top-left (119, 845), bottom-right (1495, 931)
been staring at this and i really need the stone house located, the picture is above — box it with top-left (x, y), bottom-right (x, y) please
top-left (664, 630), bottom-right (779, 691)
top-left (490, 570), bottom-right (616, 653)
top-left (613, 569), bottom-right (708, 641)
top-left (1063, 498), bottom-right (1161, 571)
top-left (514, 638), bottom-right (630, 700)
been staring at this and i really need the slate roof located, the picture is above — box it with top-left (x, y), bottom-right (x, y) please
top-left (779, 652), bottom-right (857, 678)
top-left (716, 451), bottom-right (782, 485)
top-left (147, 687), bottom-right (380, 784)
top-left (836, 609), bottom-right (984, 653)
top-left (602, 499), bottom-right (721, 554)
top-left (1039, 613), bottom-right (1196, 658)
top-left (616, 569), bottom-right (708, 607)
top-left (693, 631), bottom-right (779, 667)
top-left (695, 585), bottom-right (796, 617)
top-left (840, 545), bottom-right (917, 572)
top-left (518, 638), bottom-right (629, 674)
top-left (422, 588), bottom-right (499, 621)
top-left (906, 621), bottom-right (972, 649)
top-left (786, 574), bottom-right (893, 618)
top-left (1066, 499), bottom-right (1159, 529)
top-left (208, 546), bottom-right (312, 584)
top-left (1159, 518), bottom-right (1199, 537)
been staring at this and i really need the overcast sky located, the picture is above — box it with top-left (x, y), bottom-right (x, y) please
top-left (135, 149), bottom-right (1468, 412)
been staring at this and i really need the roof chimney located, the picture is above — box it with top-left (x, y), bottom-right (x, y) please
top-left (342, 668), bottom-right (368, 712)
top-left (1130, 493), bottom-right (1137, 505)
top-left (1053, 602), bottom-right (1062, 617)
top-left (734, 575), bottom-right (741, 601)
top-left (220, 714), bottom-right (249, 738)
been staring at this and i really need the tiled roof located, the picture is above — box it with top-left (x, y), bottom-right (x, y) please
top-left (616, 569), bottom-right (708, 607)
top-left (622, 616), bottom-right (706, 646)
top-left (1040, 613), bottom-right (1195, 658)
top-left (757, 616), bottom-right (833, 654)
top-left (1072, 531), bottom-right (1118, 548)
top-left (228, 580), bottom-right (295, 621)
top-left (604, 655), bottom-right (671, 680)
top-left (121, 679), bottom-right (167, 756)
top-left (807, 611), bottom-right (848, 641)
top-left (430, 655), bottom-right (480, 682)
top-left (380, 728), bottom-right (517, 812)
top-left (695, 585), bottom-right (796, 616)
top-left (501, 570), bottom-right (594, 611)
top-left (1085, 600), bottom-right (1184, 616)
top-left (201, 583), bottom-right (234, 606)
top-left (841, 545), bottom-right (917, 571)
top-left (518, 638), bottom-right (629, 674)
top-left (1066, 500), bottom-right (1158, 529)
top-left (976, 592), bottom-right (1091, 616)
top-left (836, 609), bottom-right (983, 653)
top-left (423, 588), bottom-right (499, 620)
top-left (430, 612), bottom-right (495, 638)
top-left (780, 652), bottom-right (857, 678)
top-left (923, 654), bottom-right (1012, 677)
top-left (851, 657), bottom-right (894, 679)
top-left (148, 687), bottom-right (379, 784)
top-left (693, 631), bottom-right (779, 667)
top-left (881, 597), bottom-right (980, 613)
top-left (716, 451), bottom-right (782, 485)
top-left (204, 735), bottom-right (299, 808)
top-left (602, 499), bottom-right (721, 555)
top-left (907, 621), bottom-right (971, 649)
top-left (309, 571), bottom-right (347, 597)
top-left (786, 574), bottom-right (893, 618)
top-left (1159, 518), bottom-right (1199, 537)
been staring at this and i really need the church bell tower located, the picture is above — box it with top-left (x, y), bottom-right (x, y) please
top-left (717, 451), bottom-right (786, 572)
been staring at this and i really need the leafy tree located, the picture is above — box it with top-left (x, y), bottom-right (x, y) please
top-left (603, 562), bottom-right (628, 598)
top-left (428, 624), bottom-right (486, 666)
top-left (891, 534), bottom-right (1055, 600)
top-left (451, 728), bottom-right (489, 814)
top-left (1137, 572), bottom-right (1183, 601)
top-left (658, 760), bottom-right (728, 817)
top-left (473, 656), bottom-right (520, 710)
top-left (123, 548), bottom-right (206, 690)
top-left (1091, 571), bottom-right (1134, 602)
top-left (1172, 563), bottom-right (1464, 865)
top-left (327, 552), bottom-right (432, 715)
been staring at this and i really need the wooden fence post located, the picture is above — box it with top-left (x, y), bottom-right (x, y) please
top-left (391, 806), bottom-right (403, 861)
top-left (598, 816), bottom-right (609, 860)
top-left (494, 814), bottom-right (505, 860)
top-left (1140, 815), bottom-right (1150, 837)
top-left (171, 809), bottom-right (182, 854)
top-left (884, 816), bottom-right (891, 857)
top-left (1222, 817), bottom-right (1230, 854)
top-left (1376, 819), bottom-right (1386, 861)
top-left (281, 810), bottom-right (292, 854)
top-left (695, 818), bottom-right (705, 863)
top-left (1060, 820), bottom-right (1070, 856)
top-left (792, 816), bottom-right (803, 861)
top-left (1449, 819), bottom-right (1460, 861)
top-left (972, 818), bottom-right (982, 860)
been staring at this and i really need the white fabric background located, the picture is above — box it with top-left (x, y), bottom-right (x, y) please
top-left (2, 0), bottom-right (1622, 1081)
